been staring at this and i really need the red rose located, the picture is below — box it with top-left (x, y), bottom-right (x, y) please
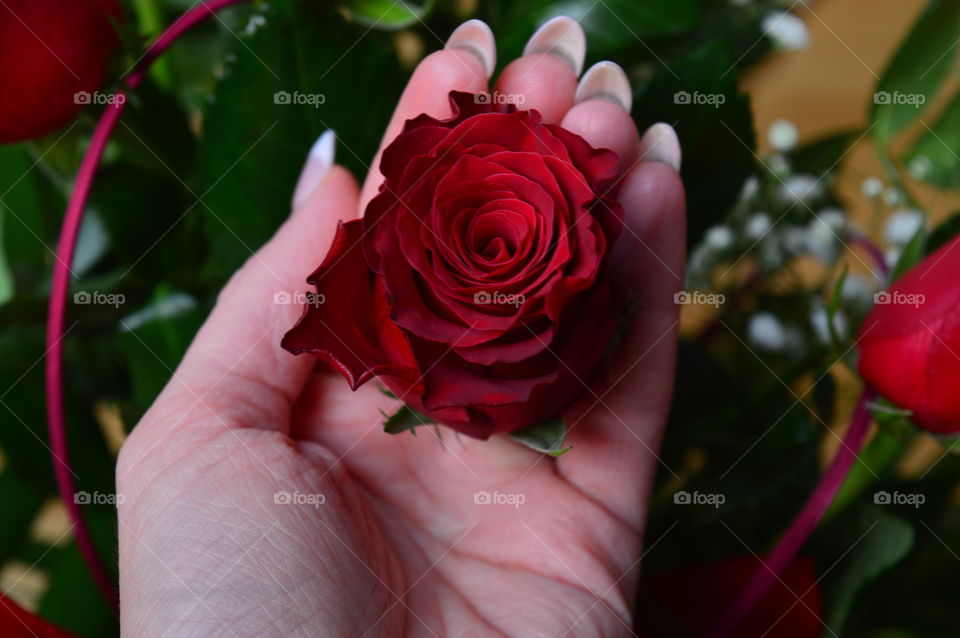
top-left (283, 91), bottom-right (623, 439)
top-left (0, 0), bottom-right (122, 144)
top-left (0, 593), bottom-right (79, 638)
top-left (858, 236), bottom-right (960, 433)
top-left (640, 556), bottom-right (822, 637)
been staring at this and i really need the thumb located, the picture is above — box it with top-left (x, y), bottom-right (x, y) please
top-left (138, 130), bottom-right (360, 436)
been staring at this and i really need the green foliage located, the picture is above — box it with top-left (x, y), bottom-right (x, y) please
top-left (890, 221), bottom-right (928, 282)
top-left (871, 0), bottom-right (960, 144)
top-left (382, 402), bottom-right (432, 434)
top-left (820, 506), bottom-right (915, 635)
top-left (510, 417), bottom-right (570, 456)
top-left (343, 0), bottom-right (435, 30)
top-left (905, 93), bottom-right (960, 190)
top-left (197, 0), bottom-right (404, 279)
top-left (486, 0), bottom-right (702, 62)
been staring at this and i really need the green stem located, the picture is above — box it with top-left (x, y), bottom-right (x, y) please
top-left (133, 0), bottom-right (173, 88)
top-left (823, 427), bottom-right (905, 522)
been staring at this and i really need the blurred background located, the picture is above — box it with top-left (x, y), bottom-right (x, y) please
top-left (1, 0), bottom-right (959, 635)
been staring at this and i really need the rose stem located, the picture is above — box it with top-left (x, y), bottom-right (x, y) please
top-left (849, 233), bottom-right (890, 280)
top-left (706, 387), bottom-right (877, 638)
top-left (45, 0), bottom-right (249, 610)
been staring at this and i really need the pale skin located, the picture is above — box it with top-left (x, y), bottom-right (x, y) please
top-left (116, 18), bottom-right (686, 638)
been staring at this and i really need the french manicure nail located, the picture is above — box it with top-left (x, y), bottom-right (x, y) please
top-left (524, 16), bottom-right (586, 76)
top-left (293, 130), bottom-right (335, 209)
top-left (445, 19), bottom-right (496, 78)
top-left (639, 122), bottom-right (682, 171)
top-left (575, 61), bottom-right (632, 111)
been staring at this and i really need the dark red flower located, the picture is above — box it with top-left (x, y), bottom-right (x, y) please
top-left (639, 555), bottom-right (822, 637)
top-left (858, 236), bottom-right (960, 433)
top-left (0, 593), bottom-right (79, 638)
top-left (0, 0), bottom-right (122, 144)
top-left (283, 91), bottom-right (624, 439)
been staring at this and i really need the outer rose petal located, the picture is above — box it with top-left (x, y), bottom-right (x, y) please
top-left (858, 236), bottom-right (960, 433)
top-left (0, 592), bottom-right (80, 638)
top-left (281, 219), bottom-right (419, 393)
top-left (467, 283), bottom-right (619, 434)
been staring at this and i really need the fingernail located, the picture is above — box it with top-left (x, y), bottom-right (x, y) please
top-left (445, 19), bottom-right (496, 78)
top-left (293, 130), bottom-right (335, 209)
top-left (524, 16), bottom-right (586, 76)
top-left (575, 61), bottom-right (632, 111)
top-left (639, 122), bottom-right (681, 172)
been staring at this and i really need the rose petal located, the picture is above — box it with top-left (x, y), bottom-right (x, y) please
top-left (281, 219), bottom-right (420, 392)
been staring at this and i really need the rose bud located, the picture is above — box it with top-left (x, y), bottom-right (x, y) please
top-left (858, 235), bottom-right (960, 433)
top-left (0, 0), bottom-right (122, 144)
top-left (283, 91), bottom-right (624, 439)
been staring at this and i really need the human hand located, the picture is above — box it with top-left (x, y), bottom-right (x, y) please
top-left (117, 17), bottom-right (685, 637)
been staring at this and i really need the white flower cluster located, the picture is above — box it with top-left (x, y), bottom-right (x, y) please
top-left (687, 120), bottom-right (851, 290)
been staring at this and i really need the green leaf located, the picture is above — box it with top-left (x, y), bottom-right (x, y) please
top-left (0, 209), bottom-right (14, 306)
top-left (0, 329), bottom-right (58, 493)
top-left (791, 131), bottom-right (857, 175)
top-left (196, 0), bottom-right (405, 280)
top-left (868, 397), bottom-right (918, 435)
top-left (88, 165), bottom-right (204, 282)
top-left (826, 427), bottom-right (907, 521)
top-left (823, 506), bottom-right (914, 634)
top-left (382, 403), bottom-right (432, 435)
top-left (872, 0), bottom-right (960, 144)
top-left (38, 509), bottom-right (118, 636)
top-left (904, 93), bottom-right (960, 190)
top-left (889, 221), bottom-right (928, 282)
top-left (116, 290), bottom-right (204, 418)
top-left (113, 78), bottom-right (198, 179)
top-left (510, 417), bottom-right (570, 456)
top-left (486, 0), bottom-right (702, 61)
top-left (0, 144), bottom-right (61, 285)
top-left (0, 472), bottom-right (45, 564)
top-left (342, 0), bottom-right (435, 30)
top-left (827, 265), bottom-right (849, 351)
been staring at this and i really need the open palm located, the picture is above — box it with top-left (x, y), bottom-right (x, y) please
top-left (117, 17), bottom-right (685, 638)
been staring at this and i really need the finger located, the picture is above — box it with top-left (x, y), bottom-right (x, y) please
top-left (493, 16), bottom-right (585, 123)
top-left (145, 132), bottom-right (360, 432)
top-left (561, 61), bottom-right (639, 175)
top-left (558, 128), bottom-right (685, 532)
top-left (358, 20), bottom-right (494, 210)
